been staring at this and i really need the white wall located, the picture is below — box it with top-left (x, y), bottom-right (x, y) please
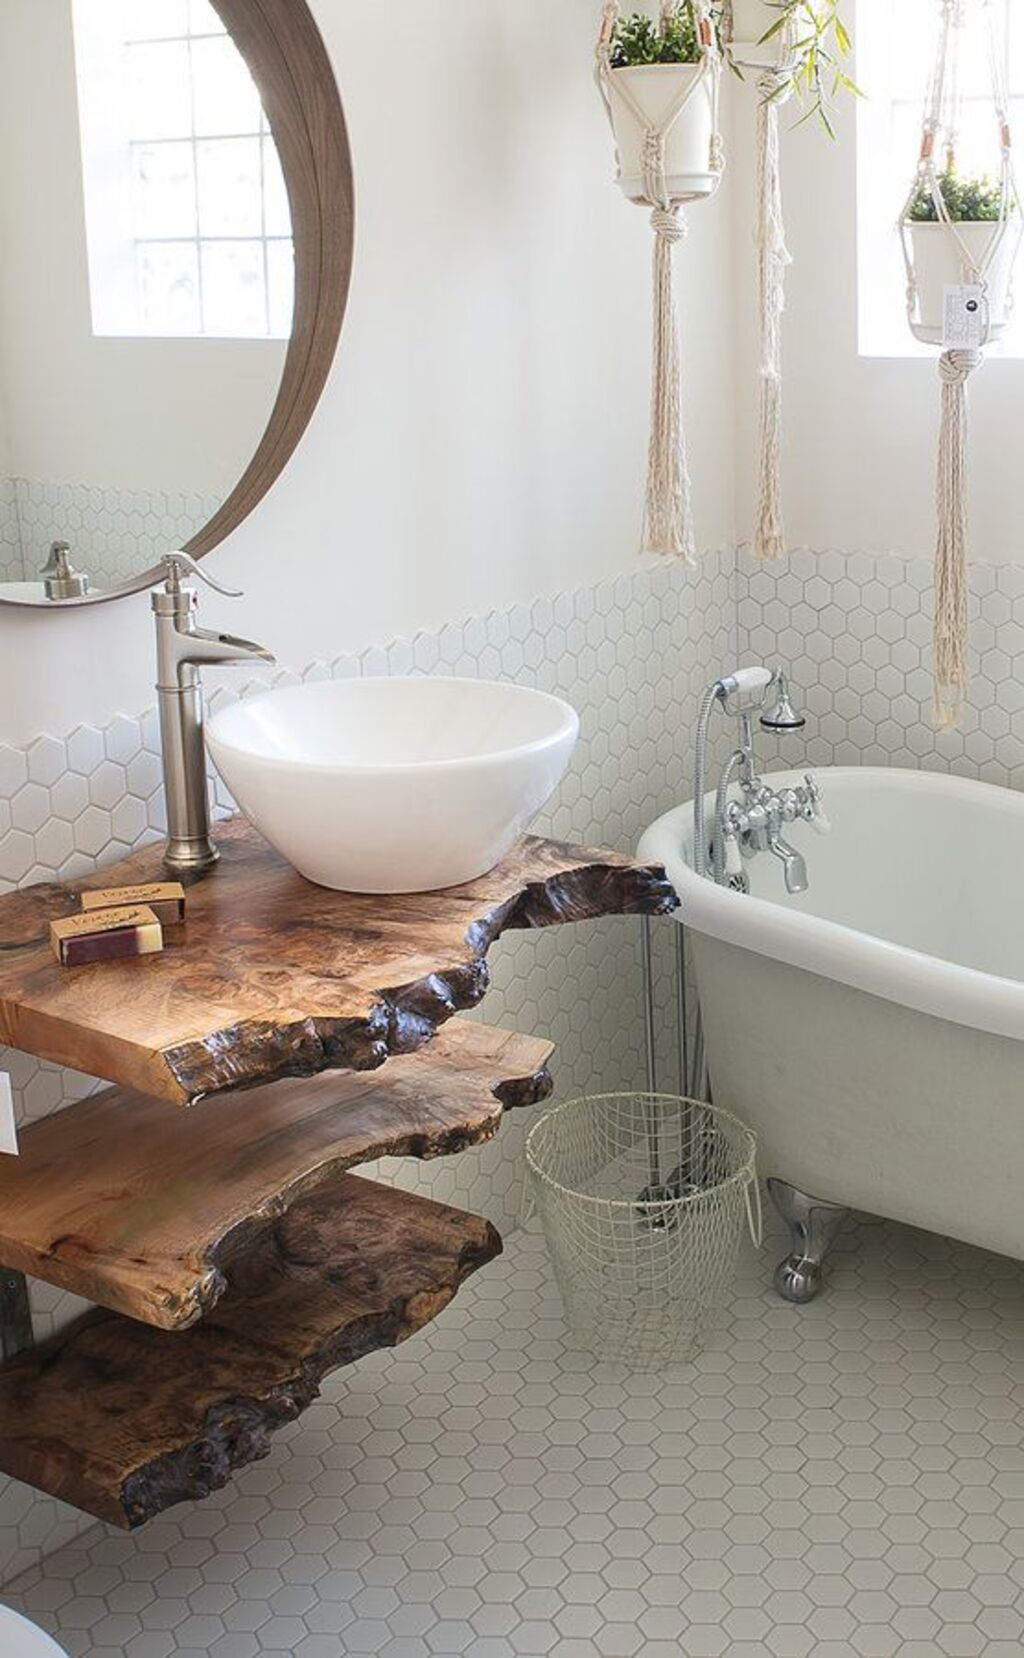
top-left (0, 0), bottom-right (286, 498)
top-left (730, 70), bottom-right (1024, 564)
top-left (0, 0), bottom-right (737, 746)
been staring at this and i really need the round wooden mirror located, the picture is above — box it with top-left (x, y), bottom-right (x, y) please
top-left (0, 0), bottom-right (353, 608)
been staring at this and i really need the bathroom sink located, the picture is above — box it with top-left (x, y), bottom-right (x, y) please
top-left (206, 676), bottom-right (580, 893)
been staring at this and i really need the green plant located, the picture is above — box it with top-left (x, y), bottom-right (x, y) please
top-left (908, 169), bottom-right (1006, 223)
top-left (610, 5), bottom-right (702, 68)
top-left (754, 1), bottom-right (858, 137)
top-left (609, 5), bottom-right (858, 137)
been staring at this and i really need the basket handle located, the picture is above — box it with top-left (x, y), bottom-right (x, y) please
top-left (520, 1170), bottom-right (537, 1229)
top-left (745, 1174), bottom-right (764, 1249)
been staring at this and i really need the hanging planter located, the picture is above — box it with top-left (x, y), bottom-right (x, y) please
top-left (608, 61), bottom-right (719, 203)
top-left (897, 0), bottom-right (1024, 730)
top-left (596, 1), bottom-right (725, 562)
top-left (721, 1), bottom-right (856, 559)
top-left (728, 0), bottom-right (793, 71)
top-left (904, 172), bottom-right (1018, 344)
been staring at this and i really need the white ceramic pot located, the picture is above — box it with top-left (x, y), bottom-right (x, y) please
top-left (607, 63), bottom-right (717, 203)
top-left (909, 220), bottom-right (1018, 345)
top-left (729, 0), bottom-right (788, 70)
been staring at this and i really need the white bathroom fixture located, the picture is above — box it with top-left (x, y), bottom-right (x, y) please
top-left (0, 1605), bottom-right (70, 1658)
top-left (640, 766), bottom-right (1024, 1285)
top-left (207, 676), bottom-right (580, 893)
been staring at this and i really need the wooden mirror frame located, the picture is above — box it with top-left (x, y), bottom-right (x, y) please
top-left (0, 0), bottom-right (354, 611)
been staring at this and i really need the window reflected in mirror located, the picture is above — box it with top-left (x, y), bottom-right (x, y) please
top-left (73, 0), bottom-right (294, 340)
top-left (0, 0), bottom-right (295, 601)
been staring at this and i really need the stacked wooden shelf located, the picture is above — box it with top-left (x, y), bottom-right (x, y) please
top-left (0, 1021), bottom-right (553, 1330)
top-left (0, 824), bottom-right (677, 1526)
top-left (0, 1173), bottom-right (501, 1529)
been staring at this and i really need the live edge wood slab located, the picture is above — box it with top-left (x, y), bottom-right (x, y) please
top-left (0, 1173), bottom-right (500, 1529)
top-left (0, 1021), bottom-right (552, 1330)
top-left (0, 822), bottom-right (676, 1106)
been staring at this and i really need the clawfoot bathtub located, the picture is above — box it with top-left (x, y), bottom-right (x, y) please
top-left (639, 767), bottom-right (1024, 1297)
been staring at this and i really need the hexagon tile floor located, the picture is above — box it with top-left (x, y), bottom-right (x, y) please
top-left (8, 1206), bottom-right (1024, 1658)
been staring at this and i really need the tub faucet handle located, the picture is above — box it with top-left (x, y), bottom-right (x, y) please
top-left (723, 831), bottom-right (744, 879)
top-left (805, 773), bottom-right (831, 836)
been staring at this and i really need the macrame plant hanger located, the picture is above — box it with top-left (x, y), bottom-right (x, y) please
top-left (898, 0), bottom-right (1023, 728)
top-left (596, 1), bottom-right (724, 562)
top-left (724, 4), bottom-right (797, 559)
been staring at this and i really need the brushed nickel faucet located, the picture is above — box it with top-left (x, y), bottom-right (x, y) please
top-left (154, 552), bottom-right (275, 875)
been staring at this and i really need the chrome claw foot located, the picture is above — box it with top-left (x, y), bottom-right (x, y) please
top-left (767, 1178), bottom-right (849, 1305)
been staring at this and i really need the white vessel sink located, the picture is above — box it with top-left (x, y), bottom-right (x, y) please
top-left (206, 676), bottom-right (580, 893)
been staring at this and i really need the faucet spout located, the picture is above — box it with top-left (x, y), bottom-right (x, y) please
top-left (767, 828), bottom-right (808, 896)
top-left (175, 628), bottom-right (276, 676)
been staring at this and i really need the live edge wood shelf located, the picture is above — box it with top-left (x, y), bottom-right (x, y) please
top-left (0, 1173), bottom-right (501, 1529)
top-left (0, 822), bottom-right (677, 1528)
top-left (0, 820), bottom-right (676, 1107)
top-left (0, 1020), bottom-right (553, 1330)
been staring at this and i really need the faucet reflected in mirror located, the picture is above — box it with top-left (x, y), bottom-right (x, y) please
top-left (154, 553), bottom-right (275, 875)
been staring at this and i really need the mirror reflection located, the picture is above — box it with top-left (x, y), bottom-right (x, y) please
top-left (0, 0), bottom-right (294, 603)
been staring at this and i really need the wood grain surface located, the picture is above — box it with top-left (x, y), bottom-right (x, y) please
top-left (0, 1021), bottom-right (551, 1329)
top-left (0, 1174), bottom-right (500, 1529)
top-left (0, 823), bottom-right (677, 1104)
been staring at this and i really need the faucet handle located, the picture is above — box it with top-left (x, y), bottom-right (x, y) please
top-left (804, 772), bottom-right (832, 836)
top-left (161, 551), bottom-right (243, 600)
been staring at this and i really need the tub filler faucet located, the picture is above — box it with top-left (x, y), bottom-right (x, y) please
top-left (692, 668), bottom-right (829, 894)
top-left (154, 551), bottom-right (275, 875)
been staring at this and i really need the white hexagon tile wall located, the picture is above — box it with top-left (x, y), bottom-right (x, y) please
top-left (0, 550), bottom-right (734, 1587)
top-left (738, 547), bottom-right (1024, 784)
top-left (0, 480), bottom-right (221, 588)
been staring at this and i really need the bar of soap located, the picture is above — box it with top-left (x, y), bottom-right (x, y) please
top-left (81, 882), bottom-right (186, 928)
top-left (50, 906), bottom-right (164, 968)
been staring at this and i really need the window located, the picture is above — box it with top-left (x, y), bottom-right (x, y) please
top-left (857, 0), bottom-right (1024, 357)
top-left (72, 0), bottom-right (293, 339)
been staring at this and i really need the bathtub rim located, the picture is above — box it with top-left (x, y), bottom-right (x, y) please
top-left (638, 765), bottom-right (1024, 1045)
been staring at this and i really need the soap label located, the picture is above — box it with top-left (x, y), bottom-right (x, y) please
top-left (942, 284), bottom-right (986, 350)
top-left (0, 1072), bottom-right (18, 1156)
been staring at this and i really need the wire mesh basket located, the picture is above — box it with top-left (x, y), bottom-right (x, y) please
top-left (526, 1093), bottom-right (760, 1370)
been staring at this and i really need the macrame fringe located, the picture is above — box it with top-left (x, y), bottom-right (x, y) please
top-left (643, 205), bottom-right (695, 563)
top-left (753, 78), bottom-right (791, 560)
top-left (933, 347), bottom-right (980, 730)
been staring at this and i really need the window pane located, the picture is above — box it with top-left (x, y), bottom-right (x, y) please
top-left (128, 40), bottom-right (193, 140)
top-left (266, 239), bottom-right (295, 338)
top-left (262, 136), bottom-right (292, 238)
top-left (197, 137), bottom-right (262, 236)
top-left (200, 240), bottom-right (267, 335)
top-left (124, 0), bottom-right (189, 43)
top-left (191, 34), bottom-right (262, 136)
top-left (857, 0), bottom-right (1023, 357)
top-left (137, 240), bottom-right (201, 333)
top-left (132, 141), bottom-right (197, 239)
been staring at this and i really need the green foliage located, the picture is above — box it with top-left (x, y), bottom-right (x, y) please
top-left (908, 169), bottom-right (1006, 223)
top-left (743, 1), bottom-right (859, 138)
top-left (610, 6), bottom-right (702, 68)
top-left (608, 5), bottom-right (859, 137)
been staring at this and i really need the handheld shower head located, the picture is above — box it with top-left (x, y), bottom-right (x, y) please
top-left (760, 671), bottom-right (806, 733)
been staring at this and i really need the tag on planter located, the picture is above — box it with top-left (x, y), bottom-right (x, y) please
top-left (0, 1072), bottom-right (17, 1156)
top-left (942, 285), bottom-right (986, 350)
